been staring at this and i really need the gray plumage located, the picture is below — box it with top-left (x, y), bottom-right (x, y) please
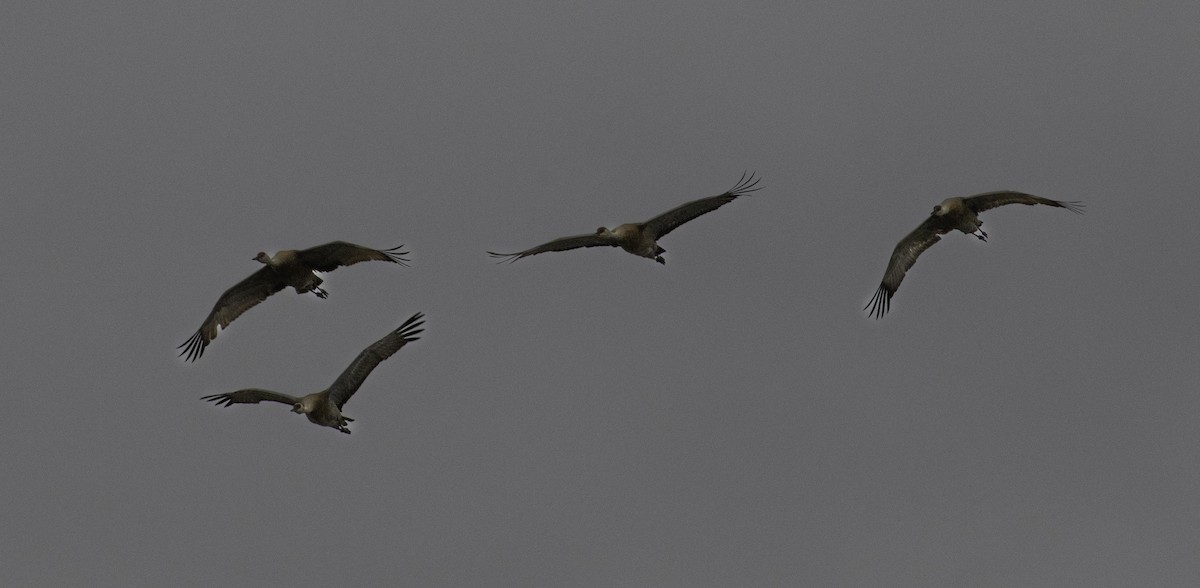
top-left (866, 192), bottom-right (1084, 319)
top-left (179, 241), bottom-right (409, 361)
top-left (201, 312), bottom-right (425, 434)
top-left (487, 173), bottom-right (760, 264)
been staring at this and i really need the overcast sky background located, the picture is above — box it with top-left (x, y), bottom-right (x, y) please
top-left (3, 2), bottom-right (1199, 586)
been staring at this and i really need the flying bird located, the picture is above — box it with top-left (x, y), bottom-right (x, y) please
top-left (866, 192), bottom-right (1084, 319)
top-left (487, 172), bottom-right (760, 264)
top-left (201, 312), bottom-right (424, 434)
top-left (179, 241), bottom-right (409, 361)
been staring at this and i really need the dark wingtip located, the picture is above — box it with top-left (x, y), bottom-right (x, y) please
top-left (1060, 201), bottom-right (1086, 215)
top-left (178, 331), bottom-right (206, 362)
top-left (486, 251), bottom-right (521, 264)
top-left (398, 312), bottom-right (426, 340)
top-left (728, 170), bottom-right (762, 197)
top-left (865, 285), bottom-right (892, 319)
top-left (200, 394), bottom-right (232, 407)
top-left (381, 245), bottom-right (412, 267)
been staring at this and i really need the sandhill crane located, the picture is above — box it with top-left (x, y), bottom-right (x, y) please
top-left (201, 312), bottom-right (424, 434)
top-left (866, 192), bottom-right (1084, 319)
top-left (487, 173), bottom-right (760, 264)
top-left (179, 241), bottom-right (409, 361)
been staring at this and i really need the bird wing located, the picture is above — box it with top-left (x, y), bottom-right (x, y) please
top-left (326, 312), bottom-right (425, 409)
top-left (295, 241), bottom-right (410, 271)
top-left (179, 266), bottom-right (287, 362)
top-left (866, 216), bottom-right (948, 319)
top-left (963, 191), bottom-right (1085, 215)
top-left (201, 388), bottom-right (301, 407)
top-left (487, 233), bottom-right (617, 263)
top-left (640, 172), bottom-right (760, 240)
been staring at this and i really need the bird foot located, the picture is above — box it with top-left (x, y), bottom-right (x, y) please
top-left (313, 287), bottom-right (329, 299)
top-left (654, 256), bottom-right (666, 265)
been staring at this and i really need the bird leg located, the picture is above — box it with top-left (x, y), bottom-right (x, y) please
top-left (312, 287), bottom-right (329, 299)
top-left (974, 229), bottom-right (988, 242)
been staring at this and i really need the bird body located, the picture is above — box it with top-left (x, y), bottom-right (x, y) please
top-left (292, 390), bottom-right (355, 432)
top-left (254, 249), bottom-right (327, 297)
top-left (179, 241), bottom-right (409, 361)
top-left (201, 312), bottom-right (425, 434)
top-left (866, 192), bottom-right (1084, 319)
top-left (932, 197), bottom-right (986, 238)
top-left (488, 173), bottom-right (760, 264)
top-left (607, 223), bottom-right (665, 261)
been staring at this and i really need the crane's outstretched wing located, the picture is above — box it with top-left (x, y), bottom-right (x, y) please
top-left (641, 172), bottom-right (760, 240)
top-left (964, 192), bottom-right (1085, 215)
top-left (296, 241), bottom-right (410, 271)
top-left (866, 216), bottom-right (948, 319)
top-left (487, 233), bottom-right (617, 263)
top-left (179, 267), bottom-right (287, 362)
top-left (327, 312), bottom-right (425, 409)
top-left (201, 388), bottom-right (302, 407)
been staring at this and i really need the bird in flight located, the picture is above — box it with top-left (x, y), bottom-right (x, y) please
top-left (866, 192), bottom-right (1084, 319)
top-left (201, 312), bottom-right (425, 434)
top-left (179, 241), bottom-right (409, 361)
top-left (487, 172), bottom-right (760, 264)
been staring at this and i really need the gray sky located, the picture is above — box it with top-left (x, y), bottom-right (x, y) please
top-left (4, 2), bottom-right (1199, 586)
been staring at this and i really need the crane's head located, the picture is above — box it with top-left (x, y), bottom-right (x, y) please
top-left (932, 197), bottom-right (964, 217)
top-left (253, 251), bottom-right (272, 264)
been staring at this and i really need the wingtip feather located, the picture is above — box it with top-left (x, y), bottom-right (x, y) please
top-left (728, 171), bottom-right (762, 197)
top-left (865, 285), bottom-right (892, 319)
top-left (178, 330), bottom-right (206, 362)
